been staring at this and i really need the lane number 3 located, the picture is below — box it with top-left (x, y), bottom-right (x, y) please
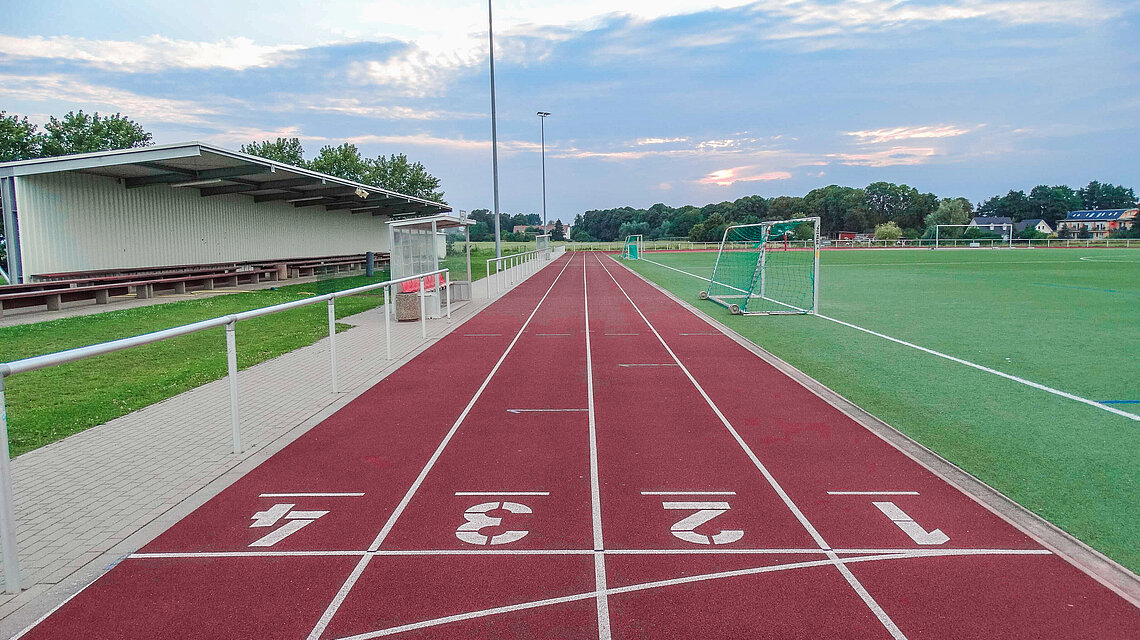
top-left (456, 501), bottom-right (532, 545)
top-left (662, 501), bottom-right (743, 545)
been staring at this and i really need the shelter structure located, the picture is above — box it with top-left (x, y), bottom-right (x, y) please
top-left (388, 213), bottom-right (474, 318)
top-left (0, 142), bottom-right (450, 283)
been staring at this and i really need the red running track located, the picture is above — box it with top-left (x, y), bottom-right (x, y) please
top-left (16, 252), bottom-right (1139, 639)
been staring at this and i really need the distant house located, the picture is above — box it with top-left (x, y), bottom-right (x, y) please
top-left (1056, 209), bottom-right (1137, 239)
top-left (968, 216), bottom-right (1014, 238)
top-left (511, 222), bottom-right (570, 237)
top-left (1014, 218), bottom-right (1053, 235)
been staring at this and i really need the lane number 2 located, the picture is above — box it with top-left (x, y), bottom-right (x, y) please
top-left (456, 501), bottom-right (532, 545)
top-left (662, 501), bottom-right (743, 545)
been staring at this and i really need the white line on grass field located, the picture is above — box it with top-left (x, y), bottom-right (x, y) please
top-left (305, 253), bottom-right (579, 640)
top-left (638, 257), bottom-right (1140, 422)
top-left (583, 253), bottom-right (613, 640)
top-left (595, 253), bottom-right (908, 640)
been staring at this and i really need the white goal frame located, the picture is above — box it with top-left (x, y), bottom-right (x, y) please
top-left (621, 235), bottom-right (644, 260)
top-left (699, 217), bottom-right (821, 316)
top-left (935, 224), bottom-right (1013, 248)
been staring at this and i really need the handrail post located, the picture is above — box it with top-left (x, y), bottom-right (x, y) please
top-left (327, 299), bottom-right (337, 394)
top-left (444, 270), bottom-right (452, 319)
top-left (225, 319), bottom-right (242, 454)
top-left (0, 375), bottom-right (22, 593)
top-left (383, 286), bottom-right (392, 360)
top-left (419, 277), bottom-right (427, 340)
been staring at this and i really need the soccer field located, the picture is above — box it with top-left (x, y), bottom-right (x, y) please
top-left (624, 248), bottom-right (1140, 571)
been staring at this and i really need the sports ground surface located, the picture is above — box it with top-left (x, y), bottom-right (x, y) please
top-left (627, 248), bottom-right (1140, 572)
top-left (16, 252), bottom-right (1140, 638)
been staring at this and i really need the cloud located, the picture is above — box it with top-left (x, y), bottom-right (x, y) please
top-left (0, 74), bottom-right (218, 125)
top-left (0, 34), bottom-right (304, 72)
top-left (636, 137), bottom-right (689, 145)
top-left (298, 97), bottom-right (479, 121)
top-left (699, 166), bottom-right (792, 186)
top-left (845, 124), bottom-right (975, 144)
top-left (829, 147), bottom-right (937, 167)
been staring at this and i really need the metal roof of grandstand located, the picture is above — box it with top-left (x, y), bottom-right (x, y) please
top-left (0, 142), bottom-right (450, 218)
top-left (1062, 209), bottom-right (1137, 220)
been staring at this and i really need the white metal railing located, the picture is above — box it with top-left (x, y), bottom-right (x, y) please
top-left (0, 267), bottom-right (451, 593)
top-left (485, 247), bottom-right (556, 296)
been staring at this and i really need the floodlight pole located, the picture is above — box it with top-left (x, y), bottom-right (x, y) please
top-left (488, 0), bottom-right (503, 258)
top-left (537, 111), bottom-right (551, 229)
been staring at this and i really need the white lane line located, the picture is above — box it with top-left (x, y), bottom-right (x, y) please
top-left (594, 253), bottom-right (908, 640)
top-left (328, 549), bottom-right (1045, 640)
top-left (638, 257), bottom-right (1140, 423)
top-left (617, 363), bottom-right (678, 367)
top-left (506, 408), bottom-right (588, 413)
top-left (640, 491), bottom-right (737, 495)
top-left (583, 252), bottom-right (612, 639)
top-left (127, 546), bottom-right (1050, 560)
top-left (454, 491), bottom-right (551, 496)
top-left (828, 491), bottom-right (919, 496)
top-left (305, 252), bottom-right (579, 640)
top-left (131, 551), bottom-right (368, 558)
top-left (259, 492), bottom-right (365, 498)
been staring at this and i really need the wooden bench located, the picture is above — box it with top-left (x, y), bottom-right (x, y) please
top-left (0, 269), bottom-right (278, 316)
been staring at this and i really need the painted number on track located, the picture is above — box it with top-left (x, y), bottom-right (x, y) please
top-left (662, 501), bottom-right (743, 545)
top-left (455, 501), bottom-right (532, 545)
top-left (248, 503), bottom-right (328, 547)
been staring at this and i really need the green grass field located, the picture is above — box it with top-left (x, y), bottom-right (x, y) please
top-left (0, 273), bottom-right (399, 457)
top-left (625, 248), bottom-right (1139, 572)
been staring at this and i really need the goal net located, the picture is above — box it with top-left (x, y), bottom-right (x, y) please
top-left (621, 235), bottom-right (644, 260)
top-left (700, 217), bottom-right (820, 315)
top-left (535, 233), bottom-right (551, 259)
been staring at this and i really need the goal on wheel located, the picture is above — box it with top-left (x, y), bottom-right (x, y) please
top-left (621, 235), bottom-right (644, 260)
top-left (700, 217), bottom-right (820, 315)
top-left (535, 233), bottom-right (552, 259)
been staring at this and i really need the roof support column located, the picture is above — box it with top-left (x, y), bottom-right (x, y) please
top-left (1, 177), bottom-right (22, 284)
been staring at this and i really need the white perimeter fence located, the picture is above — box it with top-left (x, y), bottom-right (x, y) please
top-left (485, 245), bottom-right (563, 297)
top-left (567, 238), bottom-right (1138, 251)
top-left (0, 267), bottom-right (455, 593)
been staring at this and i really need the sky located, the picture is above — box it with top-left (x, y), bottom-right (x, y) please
top-left (1, 0), bottom-right (1137, 222)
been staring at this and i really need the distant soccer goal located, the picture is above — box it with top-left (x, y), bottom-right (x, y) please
top-left (935, 224), bottom-right (1012, 248)
top-left (535, 233), bottom-right (552, 259)
top-left (621, 235), bottom-right (644, 260)
top-left (700, 217), bottom-right (820, 315)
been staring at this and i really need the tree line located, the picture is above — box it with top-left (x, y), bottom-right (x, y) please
top-left (568, 180), bottom-right (1138, 243)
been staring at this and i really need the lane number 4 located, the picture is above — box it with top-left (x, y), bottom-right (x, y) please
top-left (662, 501), bottom-right (744, 545)
top-left (456, 501), bottom-right (532, 546)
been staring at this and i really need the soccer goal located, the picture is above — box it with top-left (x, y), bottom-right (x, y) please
top-left (535, 233), bottom-right (552, 259)
top-left (621, 235), bottom-right (644, 260)
top-left (699, 217), bottom-right (820, 315)
top-left (934, 224), bottom-right (1013, 248)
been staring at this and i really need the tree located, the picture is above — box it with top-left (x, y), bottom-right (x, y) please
top-left (308, 143), bottom-right (370, 183)
top-left (368, 153), bottom-right (445, 202)
top-left (1027, 185), bottom-right (1080, 228)
top-left (41, 111), bottom-right (151, 157)
top-left (240, 138), bottom-right (306, 166)
top-left (924, 198), bottom-right (971, 236)
top-left (1078, 181), bottom-right (1136, 210)
top-left (688, 212), bottom-right (729, 242)
top-left (0, 111), bottom-right (43, 161)
top-left (552, 220), bottom-right (566, 241)
top-left (874, 221), bottom-right (902, 241)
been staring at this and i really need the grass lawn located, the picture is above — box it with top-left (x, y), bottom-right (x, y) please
top-left (625, 248), bottom-right (1139, 572)
top-left (0, 272), bottom-right (399, 457)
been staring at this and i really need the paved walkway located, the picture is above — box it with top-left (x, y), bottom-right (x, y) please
top-left (0, 259), bottom-right (543, 637)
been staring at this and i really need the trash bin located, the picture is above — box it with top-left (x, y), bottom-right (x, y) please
top-left (396, 292), bottom-right (420, 321)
